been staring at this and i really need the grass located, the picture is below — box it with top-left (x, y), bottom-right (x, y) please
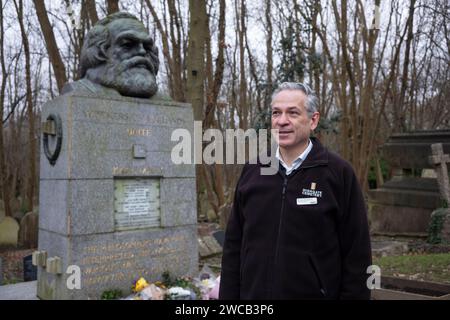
top-left (373, 253), bottom-right (450, 284)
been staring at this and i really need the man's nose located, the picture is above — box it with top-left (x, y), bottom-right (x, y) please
top-left (277, 112), bottom-right (289, 126)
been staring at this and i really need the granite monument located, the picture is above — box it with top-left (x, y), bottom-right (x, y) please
top-left (36, 12), bottom-right (197, 300)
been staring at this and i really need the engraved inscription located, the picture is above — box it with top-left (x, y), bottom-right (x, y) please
top-left (79, 235), bottom-right (190, 288)
top-left (127, 128), bottom-right (151, 136)
top-left (82, 110), bottom-right (185, 127)
top-left (114, 179), bottom-right (160, 230)
top-left (113, 167), bottom-right (162, 176)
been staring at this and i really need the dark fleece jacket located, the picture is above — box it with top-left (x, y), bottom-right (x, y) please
top-left (219, 138), bottom-right (372, 300)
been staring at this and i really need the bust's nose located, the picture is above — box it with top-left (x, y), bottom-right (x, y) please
top-left (137, 42), bottom-right (147, 56)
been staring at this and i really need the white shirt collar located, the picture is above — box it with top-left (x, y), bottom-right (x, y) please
top-left (276, 139), bottom-right (313, 175)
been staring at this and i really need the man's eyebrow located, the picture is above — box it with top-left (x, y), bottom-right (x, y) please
top-left (272, 106), bottom-right (301, 111)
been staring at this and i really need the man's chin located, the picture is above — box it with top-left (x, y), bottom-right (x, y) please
top-left (115, 73), bottom-right (158, 98)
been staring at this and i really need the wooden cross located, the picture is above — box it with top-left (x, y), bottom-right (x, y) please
top-left (429, 143), bottom-right (450, 205)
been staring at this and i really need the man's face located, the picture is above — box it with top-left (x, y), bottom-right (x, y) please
top-left (102, 19), bottom-right (158, 98)
top-left (271, 90), bottom-right (320, 153)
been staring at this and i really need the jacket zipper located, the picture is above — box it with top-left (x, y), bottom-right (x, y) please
top-left (270, 163), bottom-right (327, 298)
top-left (273, 163), bottom-right (322, 267)
top-left (274, 175), bottom-right (288, 264)
top-left (270, 174), bottom-right (288, 298)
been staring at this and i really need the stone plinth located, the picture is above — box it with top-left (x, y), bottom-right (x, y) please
top-left (37, 91), bottom-right (197, 300)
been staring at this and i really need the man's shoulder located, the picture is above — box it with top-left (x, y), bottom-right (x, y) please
top-left (61, 79), bottom-right (122, 98)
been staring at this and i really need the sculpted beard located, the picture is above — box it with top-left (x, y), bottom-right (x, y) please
top-left (99, 56), bottom-right (158, 98)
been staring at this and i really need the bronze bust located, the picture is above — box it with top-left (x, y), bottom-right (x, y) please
top-left (63, 12), bottom-right (159, 99)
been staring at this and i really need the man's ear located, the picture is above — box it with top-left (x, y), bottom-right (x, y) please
top-left (94, 42), bottom-right (109, 63)
top-left (310, 112), bottom-right (320, 131)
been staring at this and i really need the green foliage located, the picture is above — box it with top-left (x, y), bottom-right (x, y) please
top-left (276, 18), bottom-right (309, 83)
top-left (161, 271), bottom-right (173, 287)
top-left (315, 111), bottom-right (341, 135)
top-left (367, 157), bottom-right (390, 189)
top-left (427, 208), bottom-right (448, 244)
top-left (161, 271), bottom-right (201, 300)
top-left (101, 289), bottom-right (123, 300)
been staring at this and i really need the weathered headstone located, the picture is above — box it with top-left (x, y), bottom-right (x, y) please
top-left (429, 143), bottom-right (450, 205)
top-left (213, 230), bottom-right (225, 248)
top-left (368, 130), bottom-right (450, 235)
top-left (36, 12), bottom-right (197, 300)
top-left (18, 212), bottom-right (39, 249)
top-left (428, 143), bottom-right (450, 243)
top-left (23, 255), bottom-right (37, 282)
top-left (0, 217), bottom-right (19, 247)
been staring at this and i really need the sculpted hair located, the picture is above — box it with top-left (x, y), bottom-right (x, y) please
top-left (271, 82), bottom-right (319, 118)
top-left (79, 12), bottom-right (159, 78)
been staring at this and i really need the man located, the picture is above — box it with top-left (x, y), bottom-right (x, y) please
top-left (219, 82), bottom-right (372, 300)
top-left (63, 12), bottom-right (159, 99)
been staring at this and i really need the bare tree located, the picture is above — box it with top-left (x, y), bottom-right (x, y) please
top-left (0, 0), bottom-right (11, 217)
top-left (106, 0), bottom-right (120, 14)
top-left (14, 0), bottom-right (37, 211)
top-left (33, 0), bottom-right (68, 92)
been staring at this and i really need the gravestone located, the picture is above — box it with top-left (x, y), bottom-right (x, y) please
top-left (23, 255), bottom-right (37, 282)
top-left (213, 230), bottom-right (225, 247)
top-left (368, 130), bottom-right (450, 236)
top-left (0, 217), bottom-right (20, 247)
top-left (36, 12), bottom-right (197, 300)
top-left (429, 143), bottom-right (450, 204)
top-left (37, 91), bottom-right (197, 300)
top-left (428, 143), bottom-right (450, 243)
top-left (18, 212), bottom-right (39, 249)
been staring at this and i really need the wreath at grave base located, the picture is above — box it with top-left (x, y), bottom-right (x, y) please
top-left (427, 207), bottom-right (449, 244)
top-left (101, 266), bottom-right (220, 300)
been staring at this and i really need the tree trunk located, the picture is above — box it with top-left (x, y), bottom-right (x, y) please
top-left (106, 0), bottom-right (120, 14)
top-left (186, 0), bottom-right (207, 121)
top-left (0, 0), bottom-right (12, 217)
top-left (204, 0), bottom-right (226, 128)
top-left (86, 0), bottom-right (99, 25)
top-left (237, 0), bottom-right (248, 129)
top-left (32, 0), bottom-right (68, 93)
top-left (14, 0), bottom-right (36, 211)
top-left (264, 0), bottom-right (273, 111)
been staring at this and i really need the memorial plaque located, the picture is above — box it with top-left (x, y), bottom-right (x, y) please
top-left (114, 179), bottom-right (160, 230)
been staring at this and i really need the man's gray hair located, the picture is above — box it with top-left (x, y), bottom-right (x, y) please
top-left (79, 12), bottom-right (159, 78)
top-left (271, 82), bottom-right (319, 118)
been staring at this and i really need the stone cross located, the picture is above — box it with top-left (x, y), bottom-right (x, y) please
top-left (429, 143), bottom-right (450, 205)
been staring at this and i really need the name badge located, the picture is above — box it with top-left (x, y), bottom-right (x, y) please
top-left (296, 197), bottom-right (318, 205)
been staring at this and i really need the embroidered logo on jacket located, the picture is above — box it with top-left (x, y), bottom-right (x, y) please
top-left (302, 182), bottom-right (323, 197)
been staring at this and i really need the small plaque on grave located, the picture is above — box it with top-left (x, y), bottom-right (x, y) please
top-left (114, 179), bottom-right (160, 230)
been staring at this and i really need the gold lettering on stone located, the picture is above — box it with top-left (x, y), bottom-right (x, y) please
top-left (127, 128), bottom-right (151, 137)
top-left (113, 167), bottom-right (161, 176)
top-left (80, 235), bottom-right (190, 288)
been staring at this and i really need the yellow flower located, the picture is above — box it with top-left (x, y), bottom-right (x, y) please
top-left (134, 277), bottom-right (149, 292)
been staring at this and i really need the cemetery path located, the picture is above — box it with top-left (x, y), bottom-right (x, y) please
top-left (0, 281), bottom-right (38, 300)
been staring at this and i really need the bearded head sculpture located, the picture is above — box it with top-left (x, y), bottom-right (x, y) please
top-left (79, 12), bottom-right (159, 98)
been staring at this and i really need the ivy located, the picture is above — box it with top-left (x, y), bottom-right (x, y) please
top-left (101, 289), bottom-right (123, 300)
top-left (427, 208), bottom-right (448, 244)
